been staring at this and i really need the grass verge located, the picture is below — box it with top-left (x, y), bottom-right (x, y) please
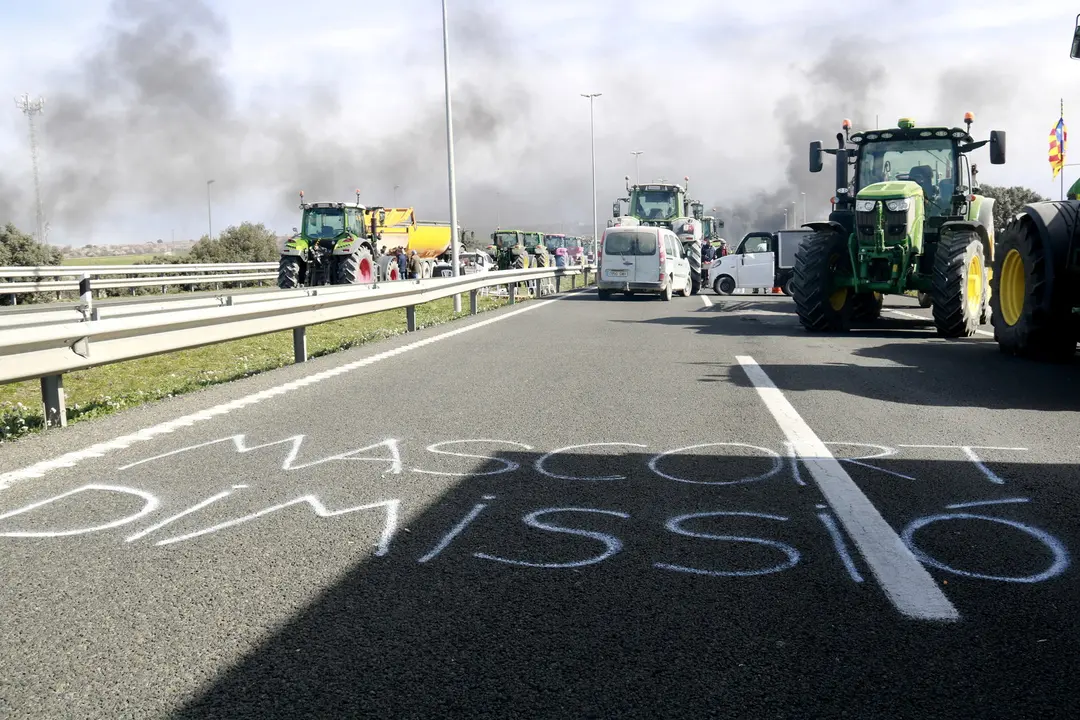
top-left (0, 279), bottom-right (592, 442)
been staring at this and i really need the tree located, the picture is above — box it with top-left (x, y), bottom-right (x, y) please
top-left (186, 222), bottom-right (280, 263)
top-left (0, 223), bottom-right (63, 266)
top-left (977, 185), bottom-right (1048, 231)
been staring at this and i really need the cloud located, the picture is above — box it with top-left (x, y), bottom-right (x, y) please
top-left (0, 0), bottom-right (1077, 244)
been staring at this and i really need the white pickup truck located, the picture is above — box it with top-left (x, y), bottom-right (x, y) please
top-left (710, 229), bottom-right (812, 296)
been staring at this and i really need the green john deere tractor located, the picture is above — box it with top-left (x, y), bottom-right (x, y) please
top-left (490, 229), bottom-right (528, 270)
top-left (794, 115), bottom-right (1006, 336)
top-left (988, 17), bottom-right (1080, 360)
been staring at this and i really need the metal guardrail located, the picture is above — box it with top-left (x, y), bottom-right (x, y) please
top-left (0, 262), bottom-right (278, 295)
top-left (0, 262), bottom-right (277, 278)
top-left (0, 265), bottom-right (594, 428)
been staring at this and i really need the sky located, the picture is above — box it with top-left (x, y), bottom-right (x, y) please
top-left (0, 0), bottom-right (1077, 246)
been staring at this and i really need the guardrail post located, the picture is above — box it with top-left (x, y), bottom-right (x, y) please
top-left (556, 275), bottom-right (562, 293)
top-left (293, 327), bottom-right (307, 363)
top-left (470, 289), bottom-right (478, 315)
top-left (41, 375), bottom-right (67, 429)
top-left (406, 305), bottom-right (417, 332)
top-left (9, 293), bottom-right (16, 306)
top-left (508, 283), bottom-right (516, 305)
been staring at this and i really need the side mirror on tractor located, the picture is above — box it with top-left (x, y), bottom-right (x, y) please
top-left (1072, 14), bottom-right (1080, 59)
top-left (809, 141), bottom-right (823, 173)
top-left (990, 130), bottom-right (1006, 165)
top-left (612, 201), bottom-right (620, 217)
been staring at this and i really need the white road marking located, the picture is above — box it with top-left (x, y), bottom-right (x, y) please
top-left (701, 295), bottom-right (713, 307)
top-left (887, 308), bottom-right (994, 337)
top-left (0, 292), bottom-right (585, 491)
top-left (736, 355), bottom-right (959, 621)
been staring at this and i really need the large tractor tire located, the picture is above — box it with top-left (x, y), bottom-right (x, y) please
top-left (334, 248), bottom-right (376, 285)
top-left (991, 212), bottom-right (1077, 360)
top-left (791, 230), bottom-right (856, 331)
top-left (852, 291), bottom-right (883, 321)
top-left (685, 242), bottom-right (702, 294)
top-left (277, 256), bottom-right (303, 289)
top-left (377, 255), bottom-right (401, 282)
top-left (931, 230), bottom-right (985, 338)
top-left (916, 291), bottom-right (932, 308)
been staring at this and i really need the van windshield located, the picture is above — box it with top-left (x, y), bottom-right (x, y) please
top-left (604, 231), bottom-right (658, 255)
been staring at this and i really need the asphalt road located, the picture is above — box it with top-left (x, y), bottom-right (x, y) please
top-left (1, 287), bottom-right (1078, 719)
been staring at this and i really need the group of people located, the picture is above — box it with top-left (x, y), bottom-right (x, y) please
top-left (701, 238), bottom-right (729, 263)
top-left (388, 246), bottom-right (423, 279)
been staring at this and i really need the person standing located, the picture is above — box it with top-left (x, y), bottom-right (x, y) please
top-left (407, 250), bottom-right (422, 279)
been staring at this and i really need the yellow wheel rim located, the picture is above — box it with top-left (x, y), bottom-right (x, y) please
top-left (829, 288), bottom-right (848, 311)
top-left (1000, 248), bottom-right (1025, 326)
top-left (965, 254), bottom-right (983, 317)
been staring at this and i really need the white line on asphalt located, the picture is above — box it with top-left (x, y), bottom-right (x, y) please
top-left (887, 309), bottom-right (994, 337)
top-left (701, 295), bottom-right (713, 307)
top-left (0, 291), bottom-right (587, 491)
top-left (736, 355), bottom-right (960, 622)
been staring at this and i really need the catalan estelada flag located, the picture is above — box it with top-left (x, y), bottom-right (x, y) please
top-left (1049, 116), bottom-right (1067, 178)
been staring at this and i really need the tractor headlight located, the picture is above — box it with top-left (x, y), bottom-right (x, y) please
top-left (855, 199), bottom-right (877, 212)
top-left (885, 198), bottom-right (912, 212)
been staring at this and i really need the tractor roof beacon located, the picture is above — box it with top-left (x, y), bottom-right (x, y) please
top-left (989, 18), bottom-right (1080, 360)
top-left (793, 115), bottom-right (1005, 337)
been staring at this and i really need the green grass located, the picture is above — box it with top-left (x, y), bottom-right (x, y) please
top-left (0, 277), bottom-right (593, 442)
top-left (61, 254), bottom-right (164, 266)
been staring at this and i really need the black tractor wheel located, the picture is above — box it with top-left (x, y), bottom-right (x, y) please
top-left (334, 248), bottom-right (376, 285)
top-left (277, 256), bottom-right (304, 289)
top-left (690, 271), bottom-right (701, 295)
top-left (991, 213), bottom-right (1077, 359)
top-left (781, 277), bottom-right (795, 296)
top-left (916, 291), bottom-right (932, 308)
top-left (931, 231), bottom-right (984, 338)
top-left (852, 291), bottom-right (883, 321)
top-left (597, 289), bottom-right (612, 300)
top-left (714, 275), bottom-right (736, 295)
top-left (791, 231), bottom-right (855, 331)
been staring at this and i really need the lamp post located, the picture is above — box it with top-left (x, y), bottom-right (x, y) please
top-left (581, 92), bottom-right (601, 262)
top-left (801, 192), bottom-right (807, 224)
top-left (791, 202), bottom-right (796, 228)
top-left (441, 0), bottom-right (461, 311)
top-left (782, 208), bottom-right (789, 227)
top-left (206, 179), bottom-right (215, 240)
top-left (630, 150), bottom-right (643, 183)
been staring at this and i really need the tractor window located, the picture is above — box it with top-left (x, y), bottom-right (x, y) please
top-left (493, 232), bottom-right (519, 249)
top-left (857, 138), bottom-right (956, 206)
top-left (630, 190), bottom-right (679, 220)
top-left (304, 208), bottom-right (345, 239)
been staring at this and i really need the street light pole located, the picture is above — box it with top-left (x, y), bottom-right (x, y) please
top-left (801, 192), bottom-right (806, 224)
top-left (782, 208), bottom-right (789, 227)
top-left (582, 92), bottom-right (601, 262)
top-left (791, 202), bottom-right (796, 228)
top-left (631, 150), bottom-right (643, 183)
top-left (206, 179), bottom-right (215, 240)
top-left (441, 0), bottom-right (462, 311)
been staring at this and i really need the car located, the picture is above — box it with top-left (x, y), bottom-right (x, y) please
top-left (596, 225), bottom-right (692, 300)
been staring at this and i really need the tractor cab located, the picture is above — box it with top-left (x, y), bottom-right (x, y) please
top-left (523, 232), bottom-right (545, 253)
top-left (620, 178), bottom-right (689, 227)
top-left (544, 234), bottom-right (566, 253)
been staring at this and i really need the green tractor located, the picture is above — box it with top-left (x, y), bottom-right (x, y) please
top-left (989, 17), bottom-right (1080, 359)
top-left (278, 191), bottom-right (386, 289)
top-left (794, 115), bottom-right (1006, 336)
top-left (490, 229), bottom-right (528, 270)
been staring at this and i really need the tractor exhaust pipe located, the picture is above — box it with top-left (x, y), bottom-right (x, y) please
top-left (834, 132), bottom-right (851, 208)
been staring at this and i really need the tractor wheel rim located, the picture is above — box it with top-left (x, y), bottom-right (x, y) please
top-left (829, 288), bottom-right (848, 311)
top-left (359, 257), bottom-right (374, 283)
top-left (1000, 248), bottom-right (1025, 326)
top-left (966, 254), bottom-right (983, 317)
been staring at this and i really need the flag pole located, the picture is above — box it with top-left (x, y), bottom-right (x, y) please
top-left (1061, 98), bottom-right (1065, 201)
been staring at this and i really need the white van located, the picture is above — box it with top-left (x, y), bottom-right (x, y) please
top-left (597, 226), bottom-right (692, 300)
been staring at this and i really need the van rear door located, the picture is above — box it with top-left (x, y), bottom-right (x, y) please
top-left (632, 229), bottom-right (660, 285)
top-left (601, 229), bottom-right (636, 283)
